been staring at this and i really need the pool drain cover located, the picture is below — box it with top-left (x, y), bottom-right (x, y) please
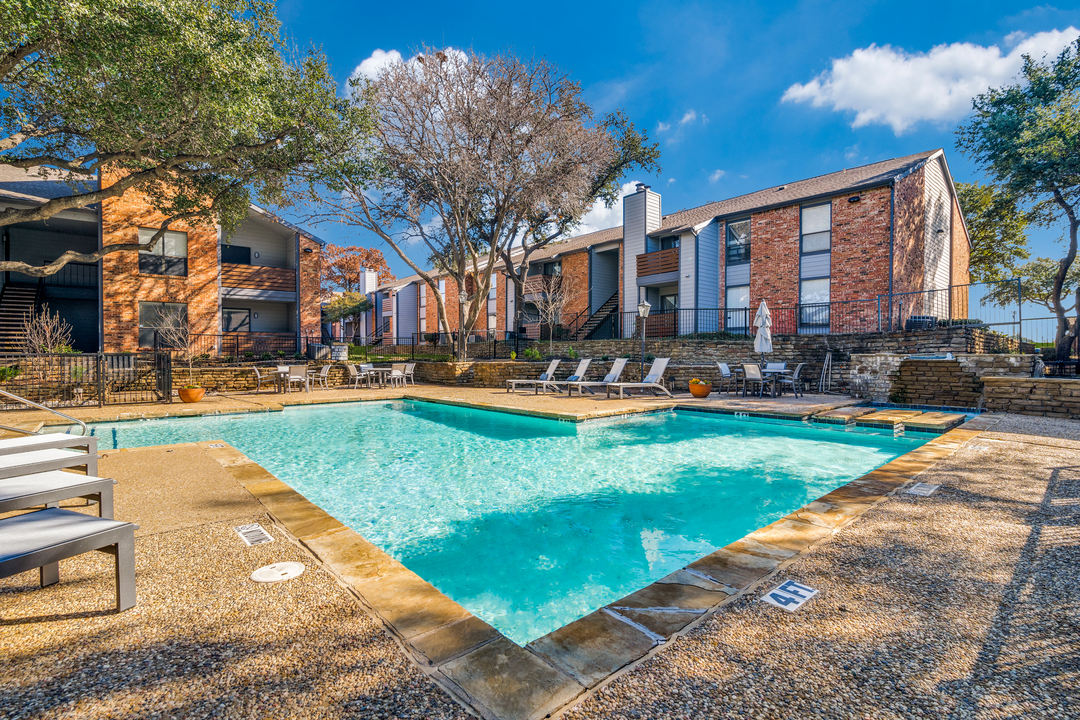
top-left (251, 562), bottom-right (305, 583)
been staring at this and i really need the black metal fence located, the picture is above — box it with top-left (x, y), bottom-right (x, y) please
top-left (0, 352), bottom-right (172, 409)
top-left (159, 332), bottom-right (309, 361)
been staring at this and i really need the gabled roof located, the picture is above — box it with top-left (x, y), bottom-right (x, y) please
top-left (374, 225), bottom-right (624, 292)
top-left (650, 149), bottom-right (940, 236)
top-left (0, 165), bottom-right (96, 204)
top-left (0, 164), bottom-right (324, 244)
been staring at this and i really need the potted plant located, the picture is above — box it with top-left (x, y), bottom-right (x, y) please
top-left (155, 306), bottom-right (205, 403)
top-left (689, 377), bottom-right (712, 398)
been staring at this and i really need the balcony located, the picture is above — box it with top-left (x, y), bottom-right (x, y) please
top-left (220, 263), bottom-right (295, 293)
top-left (523, 273), bottom-right (560, 298)
top-left (636, 247), bottom-right (679, 278)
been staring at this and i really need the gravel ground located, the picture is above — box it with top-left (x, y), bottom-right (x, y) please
top-left (4, 413), bottom-right (1078, 720)
top-left (565, 413), bottom-right (1080, 719)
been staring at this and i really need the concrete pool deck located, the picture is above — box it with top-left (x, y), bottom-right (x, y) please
top-left (4, 396), bottom-right (1077, 718)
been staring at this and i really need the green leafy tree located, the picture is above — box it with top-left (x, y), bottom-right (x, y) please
top-left (322, 292), bottom-right (373, 325)
top-left (985, 256), bottom-right (1080, 314)
top-left (0, 0), bottom-right (371, 277)
top-left (955, 181), bottom-right (1030, 283)
top-left (957, 39), bottom-right (1080, 360)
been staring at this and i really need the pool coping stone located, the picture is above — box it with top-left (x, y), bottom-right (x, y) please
top-left (193, 407), bottom-right (996, 720)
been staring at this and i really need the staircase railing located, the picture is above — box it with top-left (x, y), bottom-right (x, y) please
top-left (0, 387), bottom-right (88, 436)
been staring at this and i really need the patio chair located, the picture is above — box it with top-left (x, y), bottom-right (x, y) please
top-left (308, 364), bottom-right (332, 390)
top-left (605, 358), bottom-right (673, 399)
top-left (774, 362), bottom-right (807, 398)
top-left (764, 362), bottom-right (787, 372)
top-left (507, 359), bottom-right (560, 394)
top-left (252, 366), bottom-right (277, 394)
top-left (404, 362), bottom-right (416, 386)
top-left (0, 507), bottom-right (138, 611)
top-left (345, 364), bottom-right (369, 389)
top-left (285, 365), bottom-right (309, 393)
top-left (543, 358), bottom-right (592, 394)
top-left (741, 363), bottom-right (775, 398)
top-left (566, 358), bottom-right (628, 397)
top-left (388, 363), bottom-right (407, 388)
top-left (716, 363), bottom-right (738, 394)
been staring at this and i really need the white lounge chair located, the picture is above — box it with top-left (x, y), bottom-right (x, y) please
top-left (404, 362), bottom-right (416, 386)
top-left (507, 359), bottom-right (560, 394)
top-left (345, 363), bottom-right (368, 389)
top-left (0, 471), bottom-right (116, 518)
top-left (716, 363), bottom-right (737, 394)
top-left (565, 358), bottom-right (628, 397)
top-left (0, 507), bottom-right (138, 611)
top-left (543, 359), bottom-right (592, 394)
top-left (605, 358), bottom-right (673, 399)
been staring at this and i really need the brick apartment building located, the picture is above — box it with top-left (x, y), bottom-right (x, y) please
top-left (0, 166), bottom-right (323, 353)
top-left (361, 149), bottom-right (970, 341)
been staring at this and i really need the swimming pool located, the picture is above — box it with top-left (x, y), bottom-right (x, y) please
top-left (90, 401), bottom-right (927, 644)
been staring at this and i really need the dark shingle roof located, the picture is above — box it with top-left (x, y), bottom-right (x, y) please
top-left (0, 165), bottom-right (95, 203)
top-left (650, 149), bottom-right (940, 236)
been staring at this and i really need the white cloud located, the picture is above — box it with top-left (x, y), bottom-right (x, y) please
top-left (570, 181), bottom-right (639, 237)
top-left (656, 121), bottom-right (671, 133)
top-left (708, 169), bottom-right (725, 183)
top-left (782, 27), bottom-right (1080, 134)
top-left (844, 144), bottom-right (859, 161)
top-left (1004, 30), bottom-right (1028, 47)
top-left (678, 109), bottom-right (698, 126)
top-left (667, 177), bottom-right (677, 185)
top-left (348, 49), bottom-right (404, 84)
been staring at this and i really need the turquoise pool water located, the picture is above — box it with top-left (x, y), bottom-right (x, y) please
top-left (89, 401), bottom-right (926, 644)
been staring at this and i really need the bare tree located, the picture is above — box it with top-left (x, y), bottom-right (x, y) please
top-left (22, 304), bottom-right (74, 354)
top-left (533, 273), bottom-right (581, 354)
top-left (307, 47), bottom-right (652, 360)
top-left (152, 305), bottom-right (198, 387)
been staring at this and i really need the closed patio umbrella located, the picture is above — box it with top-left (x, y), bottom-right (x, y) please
top-left (753, 300), bottom-right (772, 365)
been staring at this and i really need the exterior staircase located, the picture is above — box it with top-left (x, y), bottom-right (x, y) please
top-left (571, 292), bottom-right (619, 340)
top-left (0, 283), bottom-right (40, 352)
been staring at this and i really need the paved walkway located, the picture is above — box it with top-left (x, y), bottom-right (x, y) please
top-left (2, 409), bottom-right (1077, 719)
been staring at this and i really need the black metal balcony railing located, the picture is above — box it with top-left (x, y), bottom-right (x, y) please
top-left (42, 262), bottom-right (99, 288)
top-left (726, 244), bottom-right (750, 265)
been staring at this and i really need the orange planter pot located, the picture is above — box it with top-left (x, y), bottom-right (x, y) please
top-left (689, 383), bottom-right (712, 398)
top-left (178, 387), bottom-right (206, 403)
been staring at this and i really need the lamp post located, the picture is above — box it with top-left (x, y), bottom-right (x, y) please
top-left (637, 300), bottom-right (651, 381)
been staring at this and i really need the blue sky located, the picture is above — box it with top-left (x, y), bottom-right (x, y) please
top-left (274, 0), bottom-right (1080, 278)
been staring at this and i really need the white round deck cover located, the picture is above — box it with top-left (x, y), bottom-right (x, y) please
top-left (250, 561), bottom-right (306, 583)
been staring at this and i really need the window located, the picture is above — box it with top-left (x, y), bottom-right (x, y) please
top-left (800, 204), bottom-right (831, 253)
top-left (726, 219), bottom-right (750, 265)
top-left (659, 293), bottom-right (678, 312)
top-left (138, 228), bottom-right (188, 276)
top-left (725, 285), bottom-right (750, 330)
top-left (222, 308), bottom-right (251, 333)
top-left (488, 314), bottom-right (497, 330)
top-left (221, 244), bottom-right (251, 264)
top-left (799, 203), bottom-right (831, 328)
top-left (138, 301), bottom-right (187, 347)
top-left (659, 235), bottom-right (680, 251)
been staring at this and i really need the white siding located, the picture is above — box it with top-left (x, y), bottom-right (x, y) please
top-left (679, 231), bottom-right (695, 308)
top-left (225, 218), bottom-right (292, 269)
top-left (621, 187), bottom-right (661, 328)
top-left (589, 248), bottom-right (620, 309)
top-left (220, 300), bottom-right (293, 333)
top-left (397, 283), bottom-right (418, 338)
top-left (696, 221), bottom-right (720, 310)
top-left (923, 156), bottom-right (952, 294)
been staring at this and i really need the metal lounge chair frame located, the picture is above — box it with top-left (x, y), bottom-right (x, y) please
top-left (565, 358), bottom-right (628, 397)
top-left (0, 508), bottom-right (138, 612)
top-left (605, 358), bottom-right (673, 399)
top-left (506, 359), bottom-right (560, 394)
top-left (542, 358), bottom-right (592, 394)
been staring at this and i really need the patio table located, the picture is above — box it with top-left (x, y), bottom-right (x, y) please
top-left (366, 367), bottom-right (394, 389)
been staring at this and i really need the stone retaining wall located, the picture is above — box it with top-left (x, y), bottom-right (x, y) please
top-left (849, 353), bottom-right (1037, 408)
top-left (983, 377), bottom-right (1080, 418)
